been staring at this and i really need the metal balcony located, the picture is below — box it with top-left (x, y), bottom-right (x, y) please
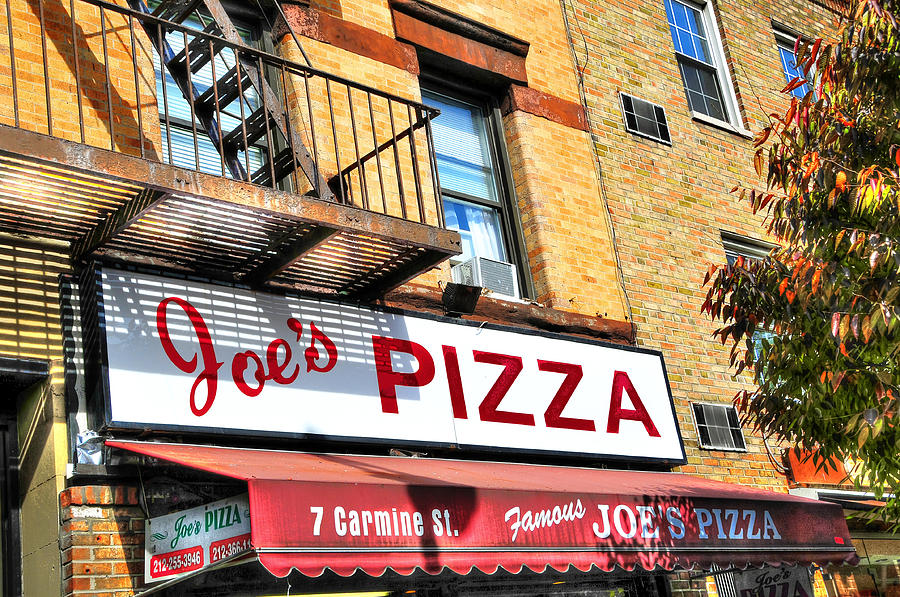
top-left (0, 0), bottom-right (460, 297)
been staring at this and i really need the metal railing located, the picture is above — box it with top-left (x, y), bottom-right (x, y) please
top-left (0, 0), bottom-right (445, 227)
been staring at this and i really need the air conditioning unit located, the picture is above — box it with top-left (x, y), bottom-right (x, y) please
top-left (451, 257), bottom-right (519, 299)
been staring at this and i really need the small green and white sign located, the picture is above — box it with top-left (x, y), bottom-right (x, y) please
top-left (144, 494), bottom-right (251, 583)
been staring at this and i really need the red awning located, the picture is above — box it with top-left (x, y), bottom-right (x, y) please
top-left (108, 440), bottom-right (857, 577)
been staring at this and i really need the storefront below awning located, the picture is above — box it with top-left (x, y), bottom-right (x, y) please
top-left (107, 440), bottom-right (857, 578)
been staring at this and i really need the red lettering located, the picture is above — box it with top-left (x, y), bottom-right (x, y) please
top-left (607, 371), bottom-right (660, 437)
top-left (266, 339), bottom-right (299, 385)
top-left (539, 360), bottom-right (594, 431)
top-left (372, 336), bottom-right (435, 413)
top-left (442, 345), bottom-right (467, 419)
top-left (232, 351), bottom-right (266, 397)
top-left (305, 322), bottom-right (338, 373)
top-left (474, 351), bottom-right (533, 426)
top-left (156, 297), bottom-right (223, 416)
top-left (287, 318), bottom-right (303, 341)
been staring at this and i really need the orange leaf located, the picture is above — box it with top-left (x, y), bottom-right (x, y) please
top-left (805, 38), bottom-right (822, 76)
top-left (812, 269), bottom-right (822, 293)
top-left (836, 171), bottom-right (847, 191)
top-left (786, 289), bottom-right (796, 304)
top-left (780, 278), bottom-right (790, 296)
top-left (840, 343), bottom-right (849, 358)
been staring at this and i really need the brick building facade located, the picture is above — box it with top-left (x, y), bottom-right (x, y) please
top-left (0, 0), bottom-right (870, 595)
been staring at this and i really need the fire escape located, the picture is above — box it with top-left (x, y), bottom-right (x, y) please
top-left (0, 0), bottom-right (460, 297)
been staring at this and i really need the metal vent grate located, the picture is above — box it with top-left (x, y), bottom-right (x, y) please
top-left (620, 93), bottom-right (671, 144)
top-left (691, 402), bottom-right (746, 451)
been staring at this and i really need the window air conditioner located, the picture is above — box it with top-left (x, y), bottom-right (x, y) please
top-left (451, 257), bottom-right (518, 299)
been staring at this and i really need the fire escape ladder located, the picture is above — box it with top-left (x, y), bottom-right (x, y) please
top-left (128, 0), bottom-right (334, 200)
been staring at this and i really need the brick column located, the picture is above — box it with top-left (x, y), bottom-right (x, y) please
top-left (59, 485), bottom-right (144, 596)
top-left (668, 571), bottom-right (711, 597)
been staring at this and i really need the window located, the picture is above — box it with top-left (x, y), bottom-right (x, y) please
top-left (664, 0), bottom-right (739, 126)
top-left (422, 88), bottom-right (529, 298)
top-left (775, 29), bottom-right (812, 99)
top-left (150, 3), bottom-right (266, 177)
top-left (691, 402), bottom-right (746, 450)
top-left (722, 232), bottom-right (772, 264)
top-left (620, 93), bottom-right (671, 144)
top-left (723, 232), bottom-right (777, 374)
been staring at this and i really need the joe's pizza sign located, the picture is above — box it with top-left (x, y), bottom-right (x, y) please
top-left (97, 269), bottom-right (684, 462)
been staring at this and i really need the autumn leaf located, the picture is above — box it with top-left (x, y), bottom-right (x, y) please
top-left (805, 39), bottom-right (822, 76)
top-left (832, 311), bottom-right (841, 337)
top-left (812, 269), bottom-right (822, 293)
top-left (832, 370), bottom-right (845, 392)
top-left (836, 171), bottom-right (847, 191)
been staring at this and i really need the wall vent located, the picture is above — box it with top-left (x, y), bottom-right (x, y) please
top-left (619, 93), bottom-right (671, 144)
top-left (691, 402), bottom-right (747, 451)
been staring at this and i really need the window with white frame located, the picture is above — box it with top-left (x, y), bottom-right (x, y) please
top-left (722, 232), bottom-right (772, 264)
top-left (663, 0), bottom-right (739, 126)
top-left (775, 28), bottom-right (812, 99)
top-left (691, 402), bottom-right (746, 451)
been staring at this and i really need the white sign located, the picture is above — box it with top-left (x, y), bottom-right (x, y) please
top-left (144, 494), bottom-right (251, 583)
top-left (732, 566), bottom-right (815, 597)
top-left (100, 269), bottom-right (684, 462)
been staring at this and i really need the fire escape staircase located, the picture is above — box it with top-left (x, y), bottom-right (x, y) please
top-left (129, 0), bottom-right (333, 194)
top-left (0, 0), bottom-right (461, 299)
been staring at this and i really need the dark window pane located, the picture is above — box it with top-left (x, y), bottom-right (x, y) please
top-left (705, 96), bottom-right (725, 122)
top-left (680, 61), bottom-right (726, 121)
top-left (625, 111), bottom-right (638, 131)
top-left (634, 98), bottom-right (656, 121)
top-left (698, 425), bottom-right (711, 446)
top-left (657, 122), bottom-right (670, 142)
top-left (730, 428), bottom-right (746, 449)
top-left (693, 403), bottom-right (706, 425)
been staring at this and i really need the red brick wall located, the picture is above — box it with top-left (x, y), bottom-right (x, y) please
top-left (60, 485), bottom-right (144, 596)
